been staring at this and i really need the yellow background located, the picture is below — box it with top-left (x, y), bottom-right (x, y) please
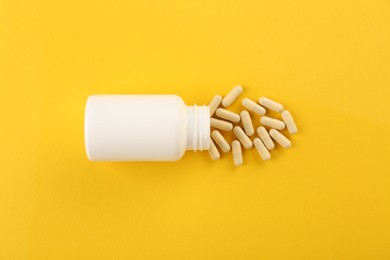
top-left (1, 0), bottom-right (390, 259)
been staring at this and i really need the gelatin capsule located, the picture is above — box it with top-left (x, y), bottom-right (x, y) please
top-left (281, 110), bottom-right (298, 134)
top-left (208, 95), bottom-right (223, 116)
top-left (208, 139), bottom-right (220, 160)
top-left (269, 129), bottom-right (291, 148)
top-left (233, 126), bottom-right (253, 149)
top-left (256, 126), bottom-right (275, 150)
top-left (253, 138), bottom-right (271, 160)
top-left (222, 85), bottom-right (243, 107)
top-left (232, 140), bottom-right (243, 166)
top-left (211, 130), bottom-right (231, 152)
top-left (259, 97), bottom-right (284, 112)
top-left (240, 110), bottom-right (254, 136)
top-left (260, 116), bottom-right (285, 130)
top-left (210, 118), bottom-right (233, 131)
top-left (242, 98), bottom-right (266, 115)
top-left (216, 108), bottom-right (240, 123)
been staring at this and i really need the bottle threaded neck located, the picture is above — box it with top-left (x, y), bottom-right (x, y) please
top-left (186, 105), bottom-right (210, 151)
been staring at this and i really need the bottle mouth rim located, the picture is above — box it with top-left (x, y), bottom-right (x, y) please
top-left (186, 105), bottom-right (210, 152)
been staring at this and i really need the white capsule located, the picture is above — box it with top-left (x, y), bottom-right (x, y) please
top-left (259, 97), bottom-right (284, 112)
top-left (216, 108), bottom-right (240, 123)
top-left (260, 116), bottom-right (285, 130)
top-left (240, 110), bottom-right (254, 136)
top-left (242, 98), bottom-right (266, 115)
top-left (256, 126), bottom-right (275, 150)
top-left (232, 140), bottom-right (243, 166)
top-left (269, 129), bottom-right (291, 148)
top-left (208, 95), bottom-right (223, 116)
top-left (253, 138), bottom-right (271, 160)
top-left (222, 85), bottom-right (243, 107)
top-left (233, 126), bottom-right (253, 149)
top-left (208, 139), bottom-right (220, 160)
top-left (211, 130), bottom-right (231, 153)
top-left (210, 118), bottom-right (233, 131)
top-left (281, 110), bottom-right (298, 134)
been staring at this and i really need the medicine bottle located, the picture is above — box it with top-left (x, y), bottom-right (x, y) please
top-left (85, 95), bottom-right (210, 161)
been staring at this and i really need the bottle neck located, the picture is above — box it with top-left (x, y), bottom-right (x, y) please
top-left (186, 105), bottom-right (210, 151)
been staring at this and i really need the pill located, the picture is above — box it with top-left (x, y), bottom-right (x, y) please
top-left (269, 129), bottom-right (291, 148)
top-left (208, 95), bottom-right (223, 116)
top-left (240, 110), bottom-right (254, 136)
top-left (242, 98), bottom-right (266, 115)
top-left (259, 97), bottom-right (284, 112)
top-left (256, 126), bottom-right (275, 150)
top-left (281, 110), bottom-right (298, 134)
top-left (211, 130), bottom-right (231, 152)
top-left (232, 140), bottom-right (243, 166)
top-left (208, 139), bottom-right (220, 160)
top-left (253, 138), bottom-right (271, 160)
top-left (233, 126), bottom-right (253, 149)
top-left (210, 118), bottom-right (233, 131)
top-left (260, 116), bottom-right (285, 130)
top-left (216, 108), bottom-right (240, 123)
top-left (222, 85), bottom-right (243, 107)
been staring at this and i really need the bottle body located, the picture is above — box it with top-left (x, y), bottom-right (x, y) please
top-left (84, 95), bottom-right (210, 161)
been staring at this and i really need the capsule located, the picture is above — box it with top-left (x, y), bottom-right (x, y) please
top-left (256, 126), bottom-right (275, 150)
top-left (232, 140), bottom-right (243, 166)
top-left (208, 139), bottom-right (220, 160)
top-left (242, 98), bottom-right (266, 115)
top-left (269, 129), bottom-right (291, 148)
top-left (211, 130), bottom-right (231, 152)
top-left (259, 97), bottom-right (284, 112)
top-left (260, 116), bottom-right (285, 130)
top-left (233, 126), bottom-right (253, 149)
top-left (216, 108), bottom-right (240, 123)
top-left (240, 110), bottom-right (254, 136)
top-left (222, 85), bottom-right (243, 107)
top-left (253, 138), bottom-right (271, 160)
top-left (281, 110), bottom-right (298, 134)
top-left (210, 118), bottom-right (233, 131)
top-left (208, 95), bottom-right (223, 116)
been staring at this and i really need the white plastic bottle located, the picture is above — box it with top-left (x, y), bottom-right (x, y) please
top-left (84, 95), bottom-right (210, 161)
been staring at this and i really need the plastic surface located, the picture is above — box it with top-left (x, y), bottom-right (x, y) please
top-left (85, 95), bottom-right (210, 161)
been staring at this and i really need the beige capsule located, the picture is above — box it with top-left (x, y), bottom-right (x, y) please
top-left (208, 95), bottom-right (223, 116)
top-left (253, 138), bottom-right (271, 160)
top-left (281, 110), bottom-right (298, 134)
top-left (211, 130), bottom-right (231, 152)
top-left (232, 140), bottom-right (243, 166)
top-left (269, 129), bottom-right (291, 148)
top-left (210, 118), bottom-right (233, 131)
top-left (208, 139), bottom-right (220, 160)
top-left (260, 116), bottom-right (285, 130)
top-left (259, 97), bottom-right (284, 112)
top-left (240, 110), bottom-right (254, 136)
top-left (233, 126), bottom-right (253, 149)
top-left (222, 85), bottom-right (243, 107)
top-left (256, 126), bottom-right (275, 150)
top-left (216, 108), bottom-right (240, 123)
top-left (242, 98), bottom-right (266, 116)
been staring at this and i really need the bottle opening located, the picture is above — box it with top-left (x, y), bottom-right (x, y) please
top-left (186, 105), bottom-right (210, 151)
